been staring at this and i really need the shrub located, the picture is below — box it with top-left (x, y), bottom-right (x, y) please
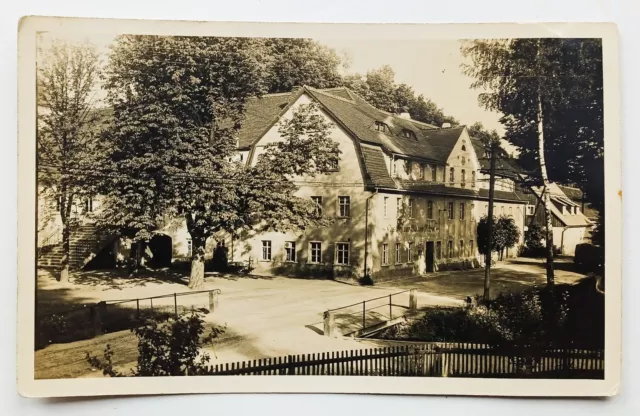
top-left (87, 312), bottom-right (224, 377)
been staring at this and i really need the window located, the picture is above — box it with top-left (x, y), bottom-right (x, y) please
top-left (471, 171), bottom-right (476, 187)
top-left (469, 240), bottom-right (474, 256)
top-left (449, 167), bottom-right (455, 184)
top-left (382, 244), bottom-right (389, 265)
top-left (375, 121), bottom-right (389, 133)
top-left (436, 241), bottom-right (442, 259)
top-left (187, 239), bottom-right (192, 257)
top-left (501, 206), bottom-right (505, 215)
top-left (526, 205), bottom-right (535, 215)
top-left (461, 169), bottom-right (466, 188)
top-left (395, 243), bottom-right (402, 264)
top-left (402, 129), bottom-right (416, 139)
top-left (432, 166), bottom-right (437, 182)
top-left (311, 196), bottom-right (323, 217)
top-left (509, 207), bottom-right (513, 216)
top-left (459, 240), bottom-right (465, 256)
top-left (392, 160), bottom-right (397, 176)
top-left (461, 145), bottom-right (466, 151)
top-left (336, 243), bottom-right (349, 265)
top-left (310, 242), bottom-right (322, 264)
top-left (407, 242), bottom-right (414, 262)
top-left (383, 196), bottom-right (389, 218)
top-left (427, 200), bottom-right (434, 219)
top-left (461, 157), bottom-right (466, 165)
top-left (397, 197), bottom-right (402, 218)
top-left (459, 202), bottom-right (465, 220)
top-left (284, 241), bottom-right (296, 262)
top-left (338, 196), bottom-right (351, 218)
top-left (408, 199), bottom-right (414, 218)
top-left (239, 153), bottom-right (244, 162)
top-left (261, 241), bottom-right (272, 261)
top-left (447, 241), bottom-right (453, 258)
top-left (448, 202), bottom-right (454, 220)
top-left (418, 163), bottom-right (425, 180)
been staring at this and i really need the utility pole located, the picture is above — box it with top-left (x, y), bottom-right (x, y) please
top-left (483, 141), bottom-right (497, 301)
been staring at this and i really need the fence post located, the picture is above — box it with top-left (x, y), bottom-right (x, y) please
top-left (389, 294), bottom-right (392, 320)
top-left (409, 289), bottom-right (417, 311)
top-left (362, 301), bottom-right (366, 329)
top-left (209, 291), bottom-right (219, 313)
top-left (136, 298), bottom-right (140, 320)
top-left (441, 350), bottom-right (449, 378)
top-left (323, 310), bottom-right (335, 337)
top-left (91, 301), bottom-right (106, 337)
top-left (174, 293), bottom-right (178, 318)
top-left (287, 355), bottom-right (296, 375)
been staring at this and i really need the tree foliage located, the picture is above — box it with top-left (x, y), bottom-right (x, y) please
top-left (99, 36), bottom-right (340, 289)
top-left (477, 214), bottom-right (521, 259)
top-left (37, 41), bottom-right (102, 282)
top-left (87, 312), bottom-right (224, 376)
top-left (342, 65), bottom-right (460, 126)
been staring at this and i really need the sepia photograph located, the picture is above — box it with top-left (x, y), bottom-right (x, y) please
top-left (17, 18), bottom-right (621, 398)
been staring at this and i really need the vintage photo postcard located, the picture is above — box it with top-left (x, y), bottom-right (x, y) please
top-left (17, 17), bottom-right (621, 398)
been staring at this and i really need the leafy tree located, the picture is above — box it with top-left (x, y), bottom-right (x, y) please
top-left (477, 214), bottom-right (521, 260)
top-left (37, 41), bottom-right (101, 283)
top-left (262, 38), bottom-right (344, 93)
top-left (524, 223), bottom-right (545, 250)
top-left (87, 312), bottom-right (224, 376)
top-left (101, 36), bottom-right (340, 289)
top-left (462, 38), bottom-right (604, 286)
top-left (342, 65), bottom-right (460, 126)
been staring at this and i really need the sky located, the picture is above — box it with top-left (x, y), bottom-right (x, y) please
top-left (38, 32), bottom-right (507, 138)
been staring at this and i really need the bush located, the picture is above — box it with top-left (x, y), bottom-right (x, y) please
top-left (87, 312), bottom-right (225, 377)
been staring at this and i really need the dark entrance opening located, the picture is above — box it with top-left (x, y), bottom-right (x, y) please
top-left (425, 241), bottom-right (435, 273)
top-left (148, 234), bottom-right (172, 268)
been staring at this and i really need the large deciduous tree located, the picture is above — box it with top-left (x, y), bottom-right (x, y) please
top-left (462, 38), bottom-right (604, 286)
top-left (101, 36), bottom-right (340, 289)
top-left (37, 41), bottom-right (101, 283)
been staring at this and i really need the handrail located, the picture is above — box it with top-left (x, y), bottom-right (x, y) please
top-left (325, 289), bottom-right (413, 313)
top-left (40, 225), bottom-right (62, 247)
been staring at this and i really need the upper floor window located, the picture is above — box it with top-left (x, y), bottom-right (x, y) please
top-left (432, 166), bottom-right (437, 182)
top-left (383, 196), bottom-right (389, 218)
top-left (375, 121), bottom-right (390, 133)
top-left (427, 200), bottom-right (434, 219)
top-left (418, 163), bottom-right (425, 180)
top-left (311, 196), bottom-right (323, 217)
top-left (449, 167), bottom-right (455, 184)
top-left (408, 199), bottom-right (414, 218)
top-left (459, 203), bottom-right (465, 220)
top-left (448, 202), bottom-right (454, 220)
top-left (461, 156), bottom-right (466, 165)
top-left (461, 145), bottom-right (466, 151)
top-left (397, 197), bottom-right (403, 218)
top-left (338, 196), bottom-right (351, 218)
top-left (471, 171), bottom-right (476, 187)
top-left (461, 169), bottom-right (466, 188)
top-left (402, 129), bottom-right (416, 139)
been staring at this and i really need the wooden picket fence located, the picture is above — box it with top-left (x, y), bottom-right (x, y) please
top-left (198, 343), bottom-right (604, 379)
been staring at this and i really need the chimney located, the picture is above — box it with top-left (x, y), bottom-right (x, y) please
top-left (399, 112), bottom-right (411, 119)
top-left (441, 122), bottom-right (451, 129)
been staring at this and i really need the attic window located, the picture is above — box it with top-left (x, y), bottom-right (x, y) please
top-left (461, 145), bottom-right (466, 151)
top-left (375, 121), bottom-right (390, 133)
top-left (402, 129), bottom-right (416, 139)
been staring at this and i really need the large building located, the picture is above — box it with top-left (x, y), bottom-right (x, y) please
top-left (38, 86), bottom-right (530, 282)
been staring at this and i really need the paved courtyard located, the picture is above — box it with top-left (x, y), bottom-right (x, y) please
top-left (34, 257), bottom-right (586, 379)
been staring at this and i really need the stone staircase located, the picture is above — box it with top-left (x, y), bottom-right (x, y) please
top-left (38, 223), bottom-right (114, 270)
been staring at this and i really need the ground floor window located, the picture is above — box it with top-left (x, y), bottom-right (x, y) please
top-left (309, 242), bottom-right (322, 263)
top-left (407, 242), bottom-right (414, 262)
top-left (284, 241), bottom-right (296, 262)
top-left (395, 243), bottom-right (402, 264)
top-left (469, 240), bottom-right (474, 256)
top-left (262, 240), bottom-right (272, 261)
top-left (336, 242), bottom-right (350, 265)
top-left (436, 241), bottom-right (442, 259)
top-left (447, 240), bottom-right (453, 258)
top-left (459, 240), bottom-right (464, 256)
top-left (382, 243), bottom-right (389, 265)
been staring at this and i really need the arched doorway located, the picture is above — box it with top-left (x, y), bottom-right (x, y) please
top-left (148, 234), bottom-right (173, 268)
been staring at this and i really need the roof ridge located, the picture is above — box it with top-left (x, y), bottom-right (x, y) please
top-left (306, 86), bottom-right (356, 104)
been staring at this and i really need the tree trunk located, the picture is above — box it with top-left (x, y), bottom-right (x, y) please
top-left (59, 222), bottom-right (70, 284)
top-left (188, 238), bottom-right (206, 290)
top-left (537, 94), bottom-right (555, 287)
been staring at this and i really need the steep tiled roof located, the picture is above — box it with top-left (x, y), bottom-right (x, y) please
top-left (236, 92), bottom-right (297, 149)
top-left (307, 87), bottom-right (461, 162)
top-left (393, 180), bottom-right (526, 203)
top-left (470, 137), bottom-right (524, 178)
top-left (360, 146), bottom-right (397, 188)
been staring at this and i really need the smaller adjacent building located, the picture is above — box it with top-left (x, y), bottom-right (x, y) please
top-left (526, 183), bottom-right (593, 255)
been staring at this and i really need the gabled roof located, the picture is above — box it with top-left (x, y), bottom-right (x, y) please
top-left (235, 86), bottom-right (464, 163)
top-left (470, 137), bottom-right (523, 178)
top-left (531, 184), bottom-right (592, 226)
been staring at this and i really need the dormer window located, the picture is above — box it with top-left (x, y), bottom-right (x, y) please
top-left (375, 121), bottom-right (390, 133)
top-left (402, 129), bottom-right (416, 139)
